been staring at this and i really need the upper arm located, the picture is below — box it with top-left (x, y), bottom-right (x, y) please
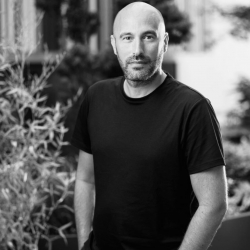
top-left (76, 150), bottom-right (95, 185)
top-left (190, 166), bottom-right (228, 210)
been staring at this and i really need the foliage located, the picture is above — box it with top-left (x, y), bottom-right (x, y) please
top-left (227, 179), bottom-right (250, 216)
top-left (152, 0), bottom-right (192, 44)
top-left (0, 46), bottom-right (76, 250)
top-left (224, 139), bottom-right (250, 181)
top-left (219, 5), bottom-right (250, 40)
top-left (35, 0), bottom-right (99, 45)
top-left (224, 79), bottom-right (250, 216)
top-left (222, 2), bottom-right (250, 214)
top-left (220, 4), bottom-right (250, 216)
top-left (66, 0), bottom-right (99, 44)
top-left (225, 77), bottom-right (250, 141)
top-left (236, 77), bottom-right (250, 129)
top-left (114, 0), bottom-right (192, 44)
top-left (224, 139), bottom-right (250, 217)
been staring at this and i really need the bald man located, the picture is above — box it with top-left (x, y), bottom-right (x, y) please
top-left (71, 2), bottom-right (228, 250)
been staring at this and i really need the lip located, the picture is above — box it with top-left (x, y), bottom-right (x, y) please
top-left (129, 61), bottom-right (148, 64)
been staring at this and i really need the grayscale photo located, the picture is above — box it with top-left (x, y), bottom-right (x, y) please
top-left (0, 1), bottom-right (250, 250)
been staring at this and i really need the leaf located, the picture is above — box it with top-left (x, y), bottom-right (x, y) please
top-left (57, 222), bottom-right (73, 244)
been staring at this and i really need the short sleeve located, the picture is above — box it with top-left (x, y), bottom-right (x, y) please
top-left (183, 98), bottom-right (226, 174)
top-left (70, 91), bottom-right (92, 154)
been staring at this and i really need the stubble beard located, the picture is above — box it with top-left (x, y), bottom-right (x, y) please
top-left (117, 47), bottom-right (164, 88)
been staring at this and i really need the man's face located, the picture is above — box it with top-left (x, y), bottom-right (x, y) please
top-left (111, 10), bottom-right (168, 82)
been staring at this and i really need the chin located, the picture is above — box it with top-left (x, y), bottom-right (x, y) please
top-left (126, 73), bottom-right (149, 81)
top-left (126, 68), bottom-right (156, 81)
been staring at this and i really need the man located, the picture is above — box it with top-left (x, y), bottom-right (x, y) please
top-left (71, 2), bottom-right (228, 250)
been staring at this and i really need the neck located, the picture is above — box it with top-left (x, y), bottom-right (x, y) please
top-left (124, 70), bottom-right (167, 98)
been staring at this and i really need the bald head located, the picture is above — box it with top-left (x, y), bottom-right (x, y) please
top-left (110, 1), bottom-right (169, 81)
top-left (113, 2), bottom-right (165, 37)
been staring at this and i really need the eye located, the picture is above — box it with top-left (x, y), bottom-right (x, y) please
top-left (122, 36), bottom-right (132, 41)
top-left (144, 35), bottom-right (155, 40)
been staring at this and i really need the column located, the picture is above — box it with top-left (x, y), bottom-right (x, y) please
top-left (98, 0), bottom-right (113, 52)
top-left (88, 0), bottom-right (98, 54)
top-left (22, 0), bottom-right (37, 52)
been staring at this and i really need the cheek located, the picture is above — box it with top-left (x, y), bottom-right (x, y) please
top-left (144, 42), bottom-right (163, 56)
top-left (116, 45), bottom-right (131, 60)
top-left (146, 47), bottom-right (161, 59)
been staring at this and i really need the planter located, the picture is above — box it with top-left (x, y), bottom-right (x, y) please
top-left (209, 212), bottom-right (250, 250)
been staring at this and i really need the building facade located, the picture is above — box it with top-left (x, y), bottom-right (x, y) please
top-left (0, 0), bottom-right (210, 55)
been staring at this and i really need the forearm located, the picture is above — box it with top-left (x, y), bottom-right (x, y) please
top-left (74, 179), bottom-right (95, 250)
top-left (178, 205), bottom-right (227, 250)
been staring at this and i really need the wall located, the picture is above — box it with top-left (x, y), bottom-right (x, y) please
top-left (175, 37), bottom-right (250, 126)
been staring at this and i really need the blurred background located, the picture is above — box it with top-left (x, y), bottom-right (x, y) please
top-left (0, 0), bottom-right (250, 249)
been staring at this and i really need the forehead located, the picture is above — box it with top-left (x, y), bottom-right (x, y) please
top-left (114, 9), bottom-right (163, 36)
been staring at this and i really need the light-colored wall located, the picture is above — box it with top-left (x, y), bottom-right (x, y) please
top-left (175, 38), bottom-right (250, 126)
top-left (0, 0), bottom-right (37, 52)
top-left (174, 0), bottom-right (250, 126)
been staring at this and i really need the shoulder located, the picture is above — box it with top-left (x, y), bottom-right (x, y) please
top-left (169, 80), bottom-right (218, 124)
top-left (87, 76), bottom-right (123, 97)
top-left (172, 78), bottom-right (206, 101)
top-left (167, 76), bottom-right (209, 108)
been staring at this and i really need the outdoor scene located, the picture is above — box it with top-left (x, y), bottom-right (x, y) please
top-left (0, 0), bottom-right (250, 249)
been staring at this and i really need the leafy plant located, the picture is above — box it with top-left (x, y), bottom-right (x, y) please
top-left (224, 138), bottom-right (250, 217)
top-left (0, 37), bottom-right (76, 250)
top-left (217, 5), bottom-right (250, 40)
top-left (227, 179), bottom-right (250, 216)
top-left (224, 138), bottom-right (250, 181)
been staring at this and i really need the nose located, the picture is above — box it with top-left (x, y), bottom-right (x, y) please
top-left (133, 38), bottom-right (144, 58)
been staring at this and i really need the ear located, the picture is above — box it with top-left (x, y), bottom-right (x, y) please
top-left (110, 35), bottom-right (117, 55)
top-left (163, 32), bottom-right (169, 53)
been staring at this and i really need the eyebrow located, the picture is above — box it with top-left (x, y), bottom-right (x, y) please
top-left (119, 30), bottom-right (158, 39)
top-left (119, 32), bottom-right (132, 39)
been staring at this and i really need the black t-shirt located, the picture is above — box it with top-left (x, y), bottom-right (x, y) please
top-left (71, 74), bottom-right (226, 250)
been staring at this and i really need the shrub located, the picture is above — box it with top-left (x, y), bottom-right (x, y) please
top-left (0, 47), bottom-right (76, 249)
top-left (224, 138), bottom-right (250, 181)
top-left (224, 138), bottom-right (250, 217)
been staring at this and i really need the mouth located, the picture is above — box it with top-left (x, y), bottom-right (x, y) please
top-left (129, 61), bottom-right (148, 64)
top-left (129, 64), bottom-right (146, 71)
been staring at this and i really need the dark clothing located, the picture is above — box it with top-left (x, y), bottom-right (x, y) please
top-left (71, 74), bottom-right (225, 250)
top-left (81, 231), bottom-right (179, 250)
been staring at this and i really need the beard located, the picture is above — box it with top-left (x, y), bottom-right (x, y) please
top-left (117, 47), bottom-right (164, 87)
